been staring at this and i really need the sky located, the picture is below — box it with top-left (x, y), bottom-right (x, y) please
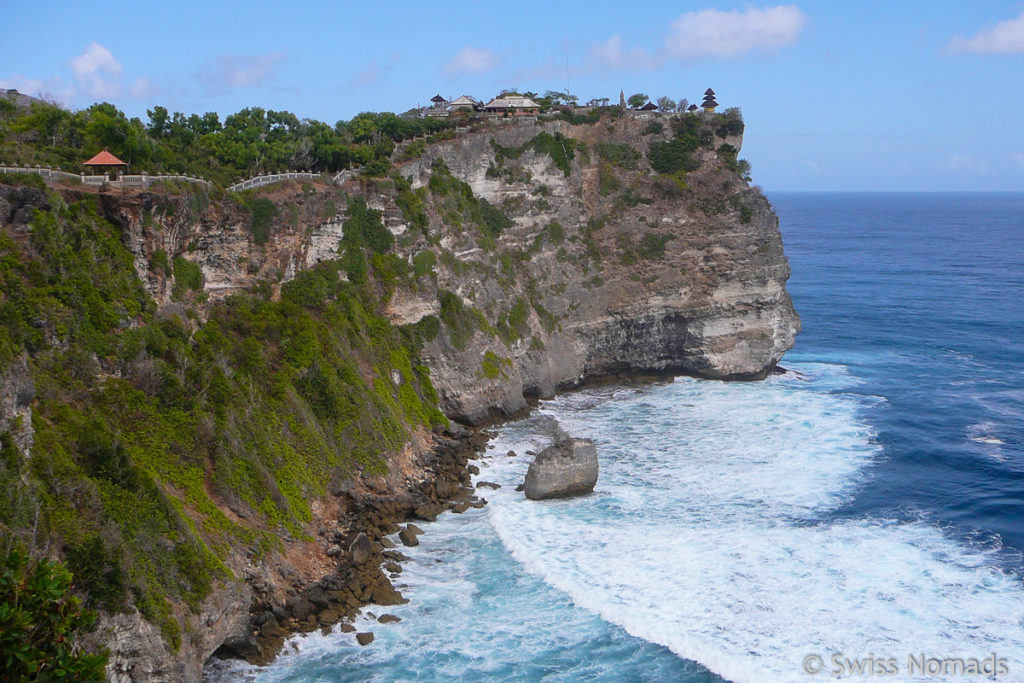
top-left (3, 1), bottom-right (1024, 191)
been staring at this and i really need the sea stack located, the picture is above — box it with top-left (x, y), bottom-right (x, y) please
top-left (523, 438), bottom-right (599, 500)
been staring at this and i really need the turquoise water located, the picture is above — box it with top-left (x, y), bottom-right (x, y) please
top-left (208, 193), bottom-right (1024, 682)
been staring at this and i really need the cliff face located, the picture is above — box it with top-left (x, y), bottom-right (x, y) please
top-left (1, 110), bottom-right (797, 680)
top-left (401, 116), bottom-right (797, 422)
top-left (108, 112), bottom-right (798, 426)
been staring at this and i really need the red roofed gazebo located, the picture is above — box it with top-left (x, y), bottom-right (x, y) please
top-left (83, 149), bottom-right (128, 179)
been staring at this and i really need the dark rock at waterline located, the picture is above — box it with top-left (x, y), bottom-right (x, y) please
top-left (370, 582), bottom-right (407, 605)
top-left (398, 527), bottom-right (419, 547)
top-left (349, 533), bottom-right (373, 565)
top-left (413, 504), bottom-right (442, 521)
top-left (406, 523), bottom-right (424, 535)
top-left (378, 614), bottom-right (401, 624)
top-left (523, 438), bottom-right (599, 500)
top-left (356, 632), bottom-right (374, 646)
top-left (476, 481), bottom-right (501, 490)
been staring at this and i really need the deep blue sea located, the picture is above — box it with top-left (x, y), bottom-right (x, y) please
top-left (207, 193), bottom-right (1024, 682)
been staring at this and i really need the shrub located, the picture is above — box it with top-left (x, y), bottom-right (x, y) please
top-left (171, 256), bottom-right (203, 300)
top-left (438, 289), bottom-right (478, 350)
top-left (398, 140), bottom-right (425, 161)
top-left (0, 172), bottom-right (46, 190)
top-left (249, 197), bottom-right (278, 245)
top-left (530, 132), bottom-right (576, 177)
top-left (413, 250), bottom-right (436, 278)
top-left (479, 198), bottom-right (511, 238)
top-left (342, 197), bottom-right (392, 254)
top-left (0, 547), bottom-right (108, 681)
top-left (149, 249), bottom-right (171, 275)
top-left (362, 158), bottom-right (391, 177)
top-left (639, 232), bottom-right (673, 259)
top-left (480, 350), bottom-right (512, 380)
top-left (598, 160), bottom-right (620, 196)
top-left (595, 143), bottom-right (641, 169)
top-left (641, 121), bottom-right (664, 135)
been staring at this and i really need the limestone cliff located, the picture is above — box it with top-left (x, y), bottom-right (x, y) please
top-left (108, 111), bottom-right (798, 426)
top-left (0, 109), bottom-right (798, 680)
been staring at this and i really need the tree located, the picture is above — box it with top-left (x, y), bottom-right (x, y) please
top-left (14, 102), bottom-right (72, 148)
top-left (676, 98), bottom-right (689, 113)
top-left (147, 106), bottom-right (169, 139)
top-left (0, 547), bottom-right (108, 681)
top-left (656, 96), bottom-right (676, 112)
top-left (627, 93), bottom-right (648, 109)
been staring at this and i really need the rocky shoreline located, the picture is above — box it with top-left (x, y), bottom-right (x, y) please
top-left (207, 422), bottom-right (492, 669)
top-left (212, 374), bottom-right (674, 673)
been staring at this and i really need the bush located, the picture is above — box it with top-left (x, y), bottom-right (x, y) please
top-left (412, 250), bottom-right (436, 278)
top-left (639, 232), bottom-right (673, 259)
top-left (530, 132), bottom-right (576, 177)
top-left (641, 121), bottom-right (664, 136)
top-left (398, 140), bottom-right (425, 161)
top-left (171, 255), bottom-right (204, 300)
top-left (480, 350), bottom-right (512, 380)
top-left (249, 197), bottom-right (278, 245)
top-left (149, 249), bottom-right (171, 275)
top-left (648, 138), bottom-right (700, 175)
top-left (0, 547), bottom-right (108, 681)
top-left (362, 158), bottom-right (391, 177)
top-left (595, 142), bottom-right (641, 169)
top-left (598, 161), bottom-right (620, 196)
top-left (479, 198), bottom-right (511, 238)
top-left (0, 172), bottom-right (46, 190)
top-left (438, 289), bottom-right (479, 350)
top-left (342, 197), bottom-right (392, 254)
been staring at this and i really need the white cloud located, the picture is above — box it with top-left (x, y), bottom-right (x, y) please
top-left (1, 44), bottom-right (155, 107)
top-left (444, 47), bottom-right (501, 76)
top-left (946, 11), bottom-right (1024, 54)
top-left (69, 42), bottom-right (125, 99)
top-left (664, 5), bottom-right (808, 60)
top-left (579, 5), bottom-right (806, 76)
top-left (347, 53), bottom-right (400, 87)
top-left (128, 76), bottom-right (157, 99)
top-left (590, 35), bottom-right (659, 71)
top-left (196, 52), bottom-right (287, 95)
top-left (946, 153), bottom-right (988, 174)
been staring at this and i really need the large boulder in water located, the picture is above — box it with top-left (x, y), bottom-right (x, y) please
top-left (523, 438), bottom-right (598, 500)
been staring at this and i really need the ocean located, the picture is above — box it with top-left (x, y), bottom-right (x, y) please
top-left (207, 193), bottom-right (1024, 682)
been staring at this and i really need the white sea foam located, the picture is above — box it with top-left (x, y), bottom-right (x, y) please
top-left (480, 364), bottom-right (1024, 682)
top-left (208, 362), bottom-right (1024, 683)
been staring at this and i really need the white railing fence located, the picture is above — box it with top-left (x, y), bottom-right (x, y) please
top-left (0, 164), bottom-right (211, 189)
top-left (226, 171), bottom-right (322, 193)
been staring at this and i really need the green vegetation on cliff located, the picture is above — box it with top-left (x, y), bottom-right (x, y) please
top-left (0, 100), bottom-right (457, 187)
top-left (0, 186), bottom-right (445, 648)
top-left (647, 108), bottom-right (746, 185)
